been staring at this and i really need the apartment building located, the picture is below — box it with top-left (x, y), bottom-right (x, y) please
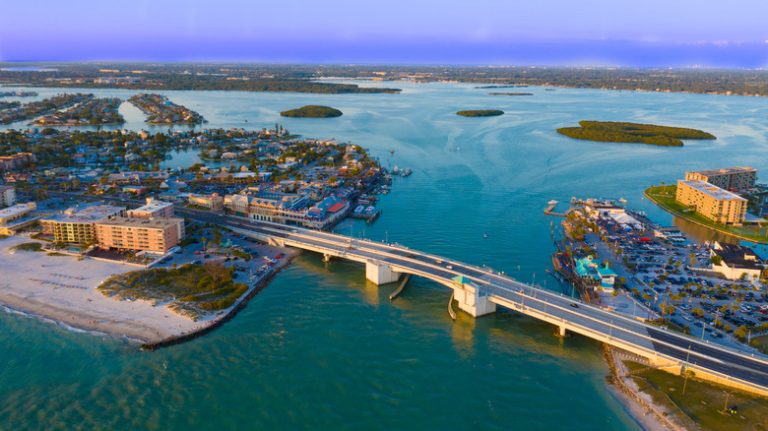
top-left (676, 180), bottom-right (747, 225)
top-left (685, 167), bottom-right (757, 193)
top-left (40, 204), bottom-right (126, 244)
top-left (95, 217), bottom-right (185, 253)
top-left (0, 185), bottom-right (15, 208)
top-left (0, 202), bottom-right (38, 235)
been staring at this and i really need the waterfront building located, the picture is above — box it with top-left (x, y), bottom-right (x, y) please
top-left (0, 185), bottom-right (15, 208)
top-left (685, 167), bottom-right (757, 193)
top-left (40, 204), bottom-right (126, 244)
top-left (127, 198), bottom-right (175, 219)
top-left (95, 217), bottom-right (185, 253)
top-left (0, 202), bottom-right (38, 235)
top-left (188, 193), bottom-right (224, 210)
top-left (0, 153), bottom-right (36, 172)
top-left (710, 241), bottom-right (764, 281)
top-left (574, 256), bottom-right (616, 291)
top-left (675, 180), bottom-right (747, 225)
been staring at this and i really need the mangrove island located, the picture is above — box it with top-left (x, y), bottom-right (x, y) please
top-left (280, 105), bottom-right (343, 118)
top-left (557, 121), bottom-right (716, 146)
top-left (456, 109), bottom-right (504, 117)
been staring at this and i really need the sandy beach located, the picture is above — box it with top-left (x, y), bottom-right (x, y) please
top-left (0, 236), bottom-right (206, 343)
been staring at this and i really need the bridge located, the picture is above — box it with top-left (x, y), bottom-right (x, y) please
top-left (33, 194), bottom-right (768, 397)
top-left (184, 212), bottom-right (768, 397)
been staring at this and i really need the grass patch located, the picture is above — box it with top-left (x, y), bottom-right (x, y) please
top-left (11, 242), bottom-right (43, 252)
top-left (645, 185), bottom-right (768, 243)
top-left (751, 335), bottom-right (768, 355)
top-left (98, 262), bottom-right (248, 320)
top-left (625, 361), bottom-right (768, 431)
top-left (558, 121), bottom-right (715, 146)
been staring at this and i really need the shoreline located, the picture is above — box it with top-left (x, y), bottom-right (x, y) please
top-left (603, 346), bottom-right (686, 431)
top-left (0, 251), bottom-right (298, 348)
top-left (142, 249), bottom-right (299, 350)
top-left (0, 236), bottom-right (298, 349)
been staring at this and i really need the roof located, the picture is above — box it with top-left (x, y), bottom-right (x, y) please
top-left (712, 242), bottom-right (763, 270)
top-left (96, 216), bottom-right (183, 229)
top-left (131, 199), bottom-right (172, 213)
top-left (0, 203), bottom-right (35, 223)
top-left (679, 180), bottom-right (747, 201)
top-left (690, 166), bottom-right (756, 177)
top-left (327, 202), bottom-right (346, 213)
top-left (43, 204), bottom-right (125, 223)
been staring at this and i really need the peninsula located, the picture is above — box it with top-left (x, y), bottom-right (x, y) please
top-left (280, 105), bottom-right (343, 118)
top-left (129, 93), bottom-right (205, 125)
top-left (456, 109), bottom-right (504, 117)
top-left (557, 120), bottom-right (716, 146)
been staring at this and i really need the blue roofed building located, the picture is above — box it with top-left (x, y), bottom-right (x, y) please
top-left (575, 256), bottom-right (617, 292)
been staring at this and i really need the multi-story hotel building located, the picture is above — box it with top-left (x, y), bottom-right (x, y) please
top-left (0, 202), bottom-right (38, 235)
top-left (95, 217), bottom-right (185, 253)
top-left (676, 180), bottom-right (747, 225)
top-left (684, 167), bottom-right (757, 193)
top-left (40, 205), bottom-right (126, 244)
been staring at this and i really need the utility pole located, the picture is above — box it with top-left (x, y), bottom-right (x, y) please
top-left (721, 391), bottom-right (733, 414)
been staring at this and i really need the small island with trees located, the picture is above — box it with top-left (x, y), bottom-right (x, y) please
top-left (280, 105), bottom-right (343, 118)
top-left (557, 121), bottom-right (716, 146)
top-left (456, 109), bottom-right (504, 117)
top-left (489, 92), bottom-right (533, 96)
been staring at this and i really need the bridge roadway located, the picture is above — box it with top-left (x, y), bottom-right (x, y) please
top-left (175, 208), bottom-right (768, 396)
top-left (40, 192), bottom-right (768, 394)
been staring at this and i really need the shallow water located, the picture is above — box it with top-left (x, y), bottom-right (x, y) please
top-left (2, 81), bottom-right (768, 429)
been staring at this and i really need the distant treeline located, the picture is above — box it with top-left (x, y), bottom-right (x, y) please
top-left (557, 121), bottom-right (716, 146)
top-left (5, 63), bottom-right (768, 97)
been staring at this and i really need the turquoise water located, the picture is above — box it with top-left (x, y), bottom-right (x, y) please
top-left (2, 82), bottom-right (768, 429)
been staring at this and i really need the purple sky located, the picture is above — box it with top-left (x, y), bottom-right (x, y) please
top-left (2, 0), bottom-right (768, 66)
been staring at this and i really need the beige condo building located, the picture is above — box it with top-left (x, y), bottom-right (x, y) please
top-left (676, 180), bottom-right (747, 225)
top-left (95, 217), bottom-right (185, 253)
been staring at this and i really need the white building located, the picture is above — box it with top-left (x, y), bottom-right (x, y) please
top-left (0, 186), bottom-right (15, 208)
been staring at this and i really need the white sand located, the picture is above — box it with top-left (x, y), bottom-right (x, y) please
top-left (0, 237), bottom-right (205, 343)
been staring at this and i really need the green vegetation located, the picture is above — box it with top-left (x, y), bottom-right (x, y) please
top-left (751, 335), bottom-right (768, 355)
top-left (98, 263), bottom-right (248, 320)
top-left (624, 361), bottom-right (768, 431)
top-left (10, 242), bottom-right (43, 252)
top-left (280, 105), bottom-right (343, 118)
top-left (488, 92), bottom-right (533, 96)
top-left (456, 109), bottom-right (504, 117)
top-left (645, 185), bottom-right (768, 243)
top-left (557, 121), bottom-right (716, 146)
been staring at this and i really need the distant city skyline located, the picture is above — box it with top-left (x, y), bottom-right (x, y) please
top-left (2, 0), bottom-right (768, 67)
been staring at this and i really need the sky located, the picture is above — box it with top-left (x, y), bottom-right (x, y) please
top-left (2, 0), bottom-right (768, 67)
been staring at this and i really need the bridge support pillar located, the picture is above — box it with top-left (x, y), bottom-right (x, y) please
top-left (366, 261), bottom-right (401, 285)
top-left (557, 325), bottom-right (567, 337)
top-left (323, 253), bottom-right (332, 263)
top-left (453, 283), bottom-right (496, 317)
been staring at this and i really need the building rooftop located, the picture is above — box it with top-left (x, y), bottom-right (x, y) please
top-left (679, 180), bottom-right (747, 201)
top-left (689, 166), bottom-right (756, 177)
top-left (0, 202), bottom-right (36, 223)
top-left (97, 216), bottom-right (183, 229)
top-left (45, 204), bottom-right (125, 223)
top-left (131, 199), bottom-right (173, 213)
top-left (712, 242), bottom-right (763, 270)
